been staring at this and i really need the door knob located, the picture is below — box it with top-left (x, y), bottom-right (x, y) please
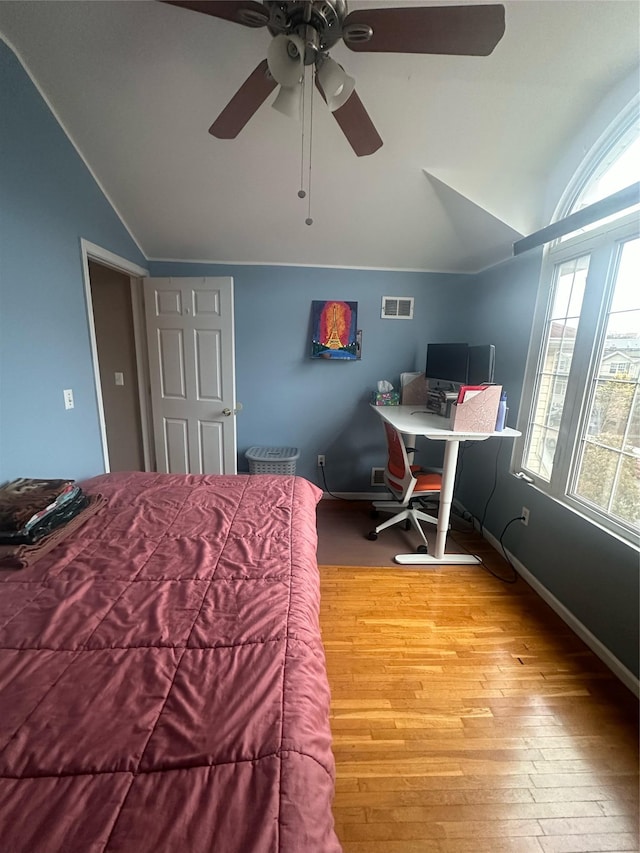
top-left (222, 408), bottom-right (232, 417)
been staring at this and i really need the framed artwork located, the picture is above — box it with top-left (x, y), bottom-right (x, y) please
top-left (310, 300), bottom-right (359, 359)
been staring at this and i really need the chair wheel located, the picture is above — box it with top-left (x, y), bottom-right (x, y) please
top-left (367, 531), bottom-right (378, 541)
top-left (416, 544), bottom-right (428, 554)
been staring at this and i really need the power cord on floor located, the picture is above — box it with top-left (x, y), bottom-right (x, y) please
top-left (477, 515), bottom-right (523, 583)
top-left (318, 463), bottom-right (350, 500)
top-left (452, 440), bottom-right (524, 583)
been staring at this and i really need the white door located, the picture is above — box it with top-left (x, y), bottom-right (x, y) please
top-left (144, 277), bottom-right (237, 474)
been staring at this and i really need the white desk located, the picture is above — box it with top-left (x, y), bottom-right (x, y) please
top-left (371, 405), bottom-right (520, 566)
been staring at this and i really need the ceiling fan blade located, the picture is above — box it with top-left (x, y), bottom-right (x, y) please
top-left (343, 4), bottom-right (505, 56)
top-left (316, 78), bottom-right (382, 157)
top-left (209, 59), bottom-right (276, 139)
top-left (160, 1), bottom-right (269, 28)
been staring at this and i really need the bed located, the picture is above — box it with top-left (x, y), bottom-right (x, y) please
top-left (0, 471), bottom-right (341, 852)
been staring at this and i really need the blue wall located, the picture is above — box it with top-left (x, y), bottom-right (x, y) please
top-left (1, 37), bottom-right (637, 681)
top-left (0, 39), bottom-right (146, 482)
top-left (149, 261), bottom-right (469, 488)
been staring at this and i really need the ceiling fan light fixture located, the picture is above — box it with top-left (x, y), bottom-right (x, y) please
top-left (272, 83), bottom-right (303, 121)
top-left (316, 56), bottom-right (355, 111)
top-left (267, 33), bottom-right (305, 87)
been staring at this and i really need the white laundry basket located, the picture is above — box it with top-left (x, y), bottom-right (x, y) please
top-left (245, 446), bottom-right (300, 475)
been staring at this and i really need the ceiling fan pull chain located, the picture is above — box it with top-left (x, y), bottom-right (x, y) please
top-left (298, 66), bottom-right (306, 200)
top-left (305, 65), bottom-right (314, 226)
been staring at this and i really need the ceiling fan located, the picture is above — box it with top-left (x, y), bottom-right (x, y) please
top-left (162, 1), bottom-right (506, 156)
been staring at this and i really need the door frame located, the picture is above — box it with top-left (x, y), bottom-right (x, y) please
top-left (80, 239), bottom-right (151, 473)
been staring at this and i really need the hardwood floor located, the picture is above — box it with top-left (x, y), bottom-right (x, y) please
top-left (318, 522), bottom-right (639, 852)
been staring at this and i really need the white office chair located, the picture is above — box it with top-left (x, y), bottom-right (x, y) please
top-left (367, 421), bottom-right (442, 554)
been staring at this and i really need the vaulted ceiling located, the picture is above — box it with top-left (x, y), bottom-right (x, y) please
top-left (1, 1), bottom-right (638, 272)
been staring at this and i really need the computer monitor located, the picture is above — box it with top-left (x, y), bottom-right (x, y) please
top-left (467, 344), bottom-right (496, 385)
top-left (425, 343), bottom-right (469, 386)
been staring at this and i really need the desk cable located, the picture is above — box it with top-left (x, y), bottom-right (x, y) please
top-left (475, 440), bottom-right (524, 583)
top-left (485, 517), bottom-right (523, 584)
top-left (318, 463), bottom-right (350, 501)
top-left (478, 438), bottom-right (502, 532)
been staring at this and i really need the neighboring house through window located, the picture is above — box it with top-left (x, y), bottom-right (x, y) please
top-left (515, 102), bottom-right (640, 545)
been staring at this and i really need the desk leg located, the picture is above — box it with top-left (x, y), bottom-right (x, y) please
top-left (395, 439), bottom-right (481, 566)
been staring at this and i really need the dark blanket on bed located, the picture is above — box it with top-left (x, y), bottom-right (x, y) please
top-left (0, 478), bottom-right (74, 532)
top-left (0, 494), bottom-right (107, 569)
top-left (0, 472), bottom-right (341, 853)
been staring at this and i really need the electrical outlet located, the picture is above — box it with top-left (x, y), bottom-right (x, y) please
top-left (317, 455), bottom-right (325, 467)
top-left (63, 389), bottom-right (74, 410)
top-left (521, 506), bottom-right (530, 526)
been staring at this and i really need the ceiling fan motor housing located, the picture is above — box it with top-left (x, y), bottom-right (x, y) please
top-left (265, 1), bottom-right (348, 64)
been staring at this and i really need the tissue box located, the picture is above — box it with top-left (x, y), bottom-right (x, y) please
top-left (371, 391), bottom-right (400, 406)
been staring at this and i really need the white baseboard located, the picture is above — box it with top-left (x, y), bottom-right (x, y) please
top-left (481, 526), bottom-right (640, 698)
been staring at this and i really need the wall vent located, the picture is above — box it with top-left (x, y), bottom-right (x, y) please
top-left (371, 467), bottom-right (386, 486)
top-left (381, 296), bottom-right (414, 319)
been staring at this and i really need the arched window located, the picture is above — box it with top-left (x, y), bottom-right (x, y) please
top-left (571, 121), bottom-right (640, 207)
top-left (516, 102), bottom-right (639, 544)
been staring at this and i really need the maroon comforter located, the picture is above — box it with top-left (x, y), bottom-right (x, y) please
top-left (0, 472), bottom-right (341, 852)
